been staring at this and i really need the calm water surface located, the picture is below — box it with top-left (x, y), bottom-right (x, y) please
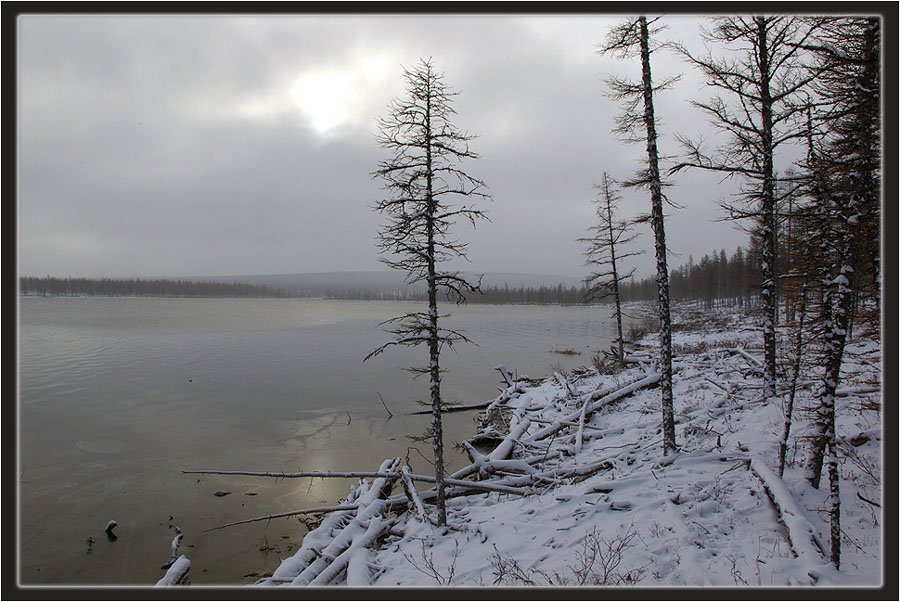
top-left (18, 297), bottom-right (633, 586)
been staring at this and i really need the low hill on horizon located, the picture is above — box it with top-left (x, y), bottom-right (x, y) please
top-left (180, 271), bottom-right (585, 296)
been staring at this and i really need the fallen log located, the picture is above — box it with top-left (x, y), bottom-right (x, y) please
top-left (400, 465), bottom-right (430, 523)
top-left (572, 396), bottom-right (590, 456)
top-left (284, 458), bottom-right (401, 586)
top-left (729, 347), bottom-right (764, 371)
top-left (407, 400), bottom-right (492, 415)
top-left (748, 456), bottom-right (839, 584)
top-left (182, 468), bottom-right (528, 496)
top-left (554, 371), bottom-right (578, 397)
top-left (259, 484), bottom-right (367, 585)
top-left (155, 555), bottom-right (190, 587)
top-left (495, 364), bottom-right (515, 387)
top-left (523, 372), bottom-right (661, 444)
top-left (461, 441), bottom-right (538, 477)
top-left (835, 385), bottom-right (880, 397)
top-left (488, 413), bottom-right (531, 462)
top-left (309, 516), bottom-right (392, 586)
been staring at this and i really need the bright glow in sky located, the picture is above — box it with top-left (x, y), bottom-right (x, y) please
top-left (17, 12), bottom-right (791, 280)
top-left (289, 71), bottom-right (356, 134)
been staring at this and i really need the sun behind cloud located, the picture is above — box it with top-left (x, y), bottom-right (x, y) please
top-left (233, 54), bottom-right (394, 136)
top-left (289, 70), bottom-right (355, 134)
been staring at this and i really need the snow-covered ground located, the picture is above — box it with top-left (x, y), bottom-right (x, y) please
top-left (215, 303), bottom-right (884, 589)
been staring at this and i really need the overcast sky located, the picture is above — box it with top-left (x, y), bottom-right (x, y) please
top-left (17, 12), bottom-right (761, 281)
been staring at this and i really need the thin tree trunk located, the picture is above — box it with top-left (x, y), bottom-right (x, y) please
top-left (777, 284), bottom-right (807, 477)
top-left (424, 74), bottom-right (448, 527)
top-left (827, 442), bottom-right (841, 569)
top-left (639, 16), bottom-right (676, 454)
top-left (603, 175), bottom-right (626, 366)
top-left (757, 17), bottom-right (779, 401)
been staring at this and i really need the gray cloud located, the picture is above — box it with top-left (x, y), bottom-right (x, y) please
top-left (18, 13), bottom-right (754, 280)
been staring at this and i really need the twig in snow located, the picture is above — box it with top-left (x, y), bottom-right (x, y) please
top-left (856, 492), bottom-right (881, 509)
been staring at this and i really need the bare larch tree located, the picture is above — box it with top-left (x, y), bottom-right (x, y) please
top-left (601, 16), bottom-right (678, 454)
top-left (366, 58), bottom-right (490, 527)
top-left (671, 16), bottom-right (819, 400)
top-left (580, 172), bottom-right (641, 366)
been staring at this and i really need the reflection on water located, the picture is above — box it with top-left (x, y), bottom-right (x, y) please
top-left (18, 297), bottom-right (634, 585)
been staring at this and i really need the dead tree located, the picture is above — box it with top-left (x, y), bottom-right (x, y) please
top-left (366, 58), bottom-right (490, 526)
top-left (579, 173), bottom-right (642, 366)
top-left (671, 16), bottom-right (819, 401)
top-left (600, 15), bottom-right (678, 454)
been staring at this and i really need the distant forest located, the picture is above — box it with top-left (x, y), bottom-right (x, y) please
top-left (19, 244), bottom-right (822, 308)
top-left (19, 276), bottom-right (293, 298)
top-left (323, 245), bottom-right (776, 308)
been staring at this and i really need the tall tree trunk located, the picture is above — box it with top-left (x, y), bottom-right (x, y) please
top-left (757, 17), bottom-right (779, 400)
top-left (639, 16), bottom-right (676, 454)
top-left (424, 80), bottom-right (447, 527)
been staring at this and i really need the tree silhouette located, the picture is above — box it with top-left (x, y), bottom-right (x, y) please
top-left (579, 173), bottom-right (642, 366)
top-left (365, 58), bottom-right (490, 526)
top-left (601, 15), bottom-right (678, 454)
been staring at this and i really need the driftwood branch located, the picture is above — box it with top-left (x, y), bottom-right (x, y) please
top-left (408, 399), bottom-right (492, 415)
top-left (495, 364), bottom-right (515, 387)
top-left (377, 392), bottom-right (394, 419)
top-left (203, 504), bottom-right (361, 532)
top-left (182, 468), bottom-right (528, 495)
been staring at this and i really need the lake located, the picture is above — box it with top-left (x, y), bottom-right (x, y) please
top-left (17, 297), bottom-right (638, 586)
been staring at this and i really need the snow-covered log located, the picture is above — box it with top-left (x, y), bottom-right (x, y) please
top-left (289, 458), bottom-right (400, 585)
top-left (258, 485), bottom-right (366, 585)
top-left (460, 441), bottom-right (537, 477)
top-left (495, 364), bottom-right (515, 387)
top-left (405, 474), bottom-right (531, 496)
top-left (155, 555), bottom-right (190, 587)
top-left (309, 516), bottom-right (392, 586)
top-left (183, 465), bottom-right (526, 496)
top-left (572, 397), bottom-right (590, 455)
top-left (484, 381), bottom-right (529, 415)
top-left (400, 465), bottom-right (429, 523)
top-left (488, 414), bottom-right (531, 462)
top-left (554, 371), bottom-right (577, 397)
top-left (273, 458), bottom-right (400, 585)
top-left (749, 456), bottom-right (840, 584)
top-left (729, 347), bottom-right (764, 370)
top-left (169, 533), bottom-right (183, 562)
top-left (522, 372), bottom-right (660, 444)
top-left (834, 385), bottom-right (880, 397)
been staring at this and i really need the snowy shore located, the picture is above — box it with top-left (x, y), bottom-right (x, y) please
top-left (179, 303), bottom-right (883, 588)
